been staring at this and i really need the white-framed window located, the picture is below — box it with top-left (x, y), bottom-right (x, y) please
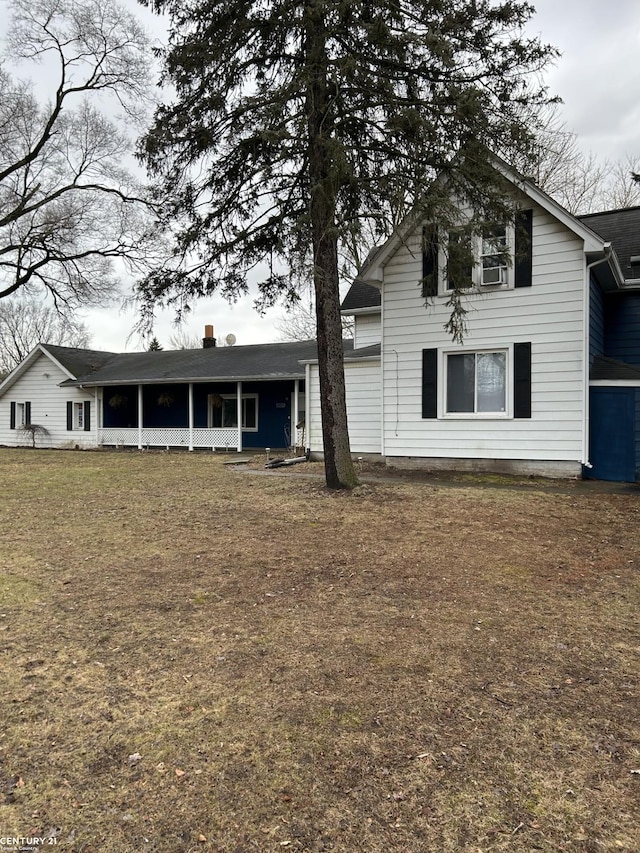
top-left (73, 402), bottom-right (84, 430)
top-left (208, 394), bottom-right (258, 431)
top-left (480, 226), bottom-right (509, 286)
top-left (445, 349), bottom-right (508, 416)
top-left (10, 400), bottom-right (31, 430)
top-left (442, 224), bottom-right (513, 293)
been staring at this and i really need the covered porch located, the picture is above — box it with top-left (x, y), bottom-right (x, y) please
top-left (96, 378), bottom-right (305, 452)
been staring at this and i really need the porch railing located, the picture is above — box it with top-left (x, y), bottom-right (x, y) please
top-left (98, 427), bottom-right (240, 450)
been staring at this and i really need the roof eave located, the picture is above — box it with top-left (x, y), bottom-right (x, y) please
top-left (341, 305), bottom-right (381, 316)
top-left (68, 373), bottom-right (307, 387)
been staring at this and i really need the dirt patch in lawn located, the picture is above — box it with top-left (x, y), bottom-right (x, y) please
top-left (0, 448), bottom-right (639, 853)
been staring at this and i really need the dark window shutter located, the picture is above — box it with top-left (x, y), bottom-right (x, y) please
top-left (67, 401), bottom-right (73, 431)
top-left (422, 226), bottom-right (439, 298)
top-left (25, 401), bottom-right (31, 424)
top-left (514, 342), bottom-right (532, 418)
top-left (422, 348), bottom-right (438, 419)
top-left (10, 401), bottom-right (16, 429)
top-left (515, 209), bottom-right (533, 288)
top-left (84, 401), bottom-right (91, 431)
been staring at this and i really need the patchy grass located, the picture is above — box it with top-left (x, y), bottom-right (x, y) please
top-left (0, 448), bottom-right (639, 853)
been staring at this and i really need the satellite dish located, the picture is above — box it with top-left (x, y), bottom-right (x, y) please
top-left (225, 333), bottom-right (236, 346)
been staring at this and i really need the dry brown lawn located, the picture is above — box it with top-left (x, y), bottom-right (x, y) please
top-left (0, 448), bottom-right (639, 853)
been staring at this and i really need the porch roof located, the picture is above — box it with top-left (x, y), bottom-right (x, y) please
top-left (590, 355), bottom-right (640, 381)
top-left (67, 339), bottom-right (354, 386)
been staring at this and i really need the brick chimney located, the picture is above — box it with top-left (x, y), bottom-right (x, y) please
top-left (202, 324), bottom-right (217, 348)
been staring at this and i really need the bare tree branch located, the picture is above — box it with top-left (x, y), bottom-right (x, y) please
top-left (0, 294), bottom-right (90, 373)
top-left (0, 0), bottom-right (162, 309)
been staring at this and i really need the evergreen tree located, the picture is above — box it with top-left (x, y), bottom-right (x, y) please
top-left (147, 336), bottom-right (163, 351)
top-left (139, 0), bottom-right (555, 489)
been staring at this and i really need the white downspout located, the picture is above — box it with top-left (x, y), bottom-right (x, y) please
top-left (583, 245), bottom-right (613, 468)
top-left (188, 383), bottom-right (194, 451)
top-left (137, 385), bottom-right (144, 449)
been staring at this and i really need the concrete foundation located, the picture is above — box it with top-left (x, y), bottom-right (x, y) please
top-left (386, 456), bottom-right (583, 480)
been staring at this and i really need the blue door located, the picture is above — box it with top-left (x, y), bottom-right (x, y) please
top-left (588, 388), bottom-right (635, 481)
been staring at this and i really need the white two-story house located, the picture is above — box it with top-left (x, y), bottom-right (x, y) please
top-left (306, 167), bottom-right (640, 481)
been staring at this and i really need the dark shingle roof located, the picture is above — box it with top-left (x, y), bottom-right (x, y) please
top-left (341, 281), bottom-right (381, 312)
top-left (68, 339), bottom-right (355, 386)
top-left (590, 355), bottom-right (640, 381)
top-left (345, 343), bottom-right (381, 360)
top-left (44, 344), bottom-right (118, 377)
top-left (579, 207), bottom-right (640, 280)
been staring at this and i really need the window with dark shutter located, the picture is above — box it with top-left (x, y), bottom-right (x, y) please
top-left (25, 401), bottom-right (31, 424)
top-left (514, 210), bottom-right (533, 288)
top-left (84, 401), bottom-right (91, 431)
top-left (514, 342), bottom-right (532, 418)
top-left (10, 401), bottom-right (16, 429)
top-left (422, 226), bottom-right (439, 298)
top-left (66, 401), bottom-right (73, 431)
top-left (422, 348), bottom-right (438, 419)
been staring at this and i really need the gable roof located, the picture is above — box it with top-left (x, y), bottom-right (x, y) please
top-left (67, 339), bottom-right (354, 387)
top-left (346, 161), bottom-right (621, 296)
top-left (579, 207), bottom-right (640, 282)
top-left (42, 345), bottom-right (117, 377)
top-left (0, 343), bottom-right (116, 397)
top-left (341, 281), bottom-right (381, 313)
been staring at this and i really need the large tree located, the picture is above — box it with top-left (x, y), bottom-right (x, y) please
top-left (0, 0), bottom-right (157, 310)
top-left (0, 295), bottom-right (90, 374)
top-left (138, 0), bottom-right (555, 489)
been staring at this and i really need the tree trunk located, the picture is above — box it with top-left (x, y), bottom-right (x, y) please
top-left (305, 3), bottom-right (358, 490)
top-left (313, 230), bottom-right (358, 490)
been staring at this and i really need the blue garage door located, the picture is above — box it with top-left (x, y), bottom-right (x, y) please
top-left (588, 388), bottom-right (635, 482)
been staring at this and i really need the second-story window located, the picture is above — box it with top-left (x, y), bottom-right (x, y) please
top-left (480, 226), bottom-right (509, 286)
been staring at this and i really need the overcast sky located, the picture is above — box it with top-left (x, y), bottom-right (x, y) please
top-left (5, 1), bottom-right (640, 351)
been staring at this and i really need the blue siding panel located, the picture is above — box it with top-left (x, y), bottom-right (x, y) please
top-left (635, 389), bottom-right (640, 481)
top-left (589, 278), bottom-right (604, 361)
top-left (604, 291), bottom-right (640, 366)
top-left (589, 387), bottom-right (636, 482)
top-left (144, 384), bottom-right (189, 427)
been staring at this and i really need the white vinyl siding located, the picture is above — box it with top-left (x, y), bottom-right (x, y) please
top-left (308, 358), bottom-right (381, 454)
top-left (353, 313), bottom-right (381, 349)
top-left (0, 353), bottom-right (95, 448)
top-left (380, 203), bottom-right (586, 465)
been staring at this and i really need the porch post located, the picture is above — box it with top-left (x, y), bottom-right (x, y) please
top-left (188, 383), bottom-right (194, 451)
top-left (138, 384), bottom-right (143, 450)
top-left (293, 379), bottom-right (300, 451)
top-left (94, 388), bottom-right (99, 447)
top-left (236, 381), bottom-right (242, 452)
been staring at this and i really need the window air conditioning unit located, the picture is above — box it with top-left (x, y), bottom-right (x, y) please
top-left (481, 266), bottom-right (507, 286)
